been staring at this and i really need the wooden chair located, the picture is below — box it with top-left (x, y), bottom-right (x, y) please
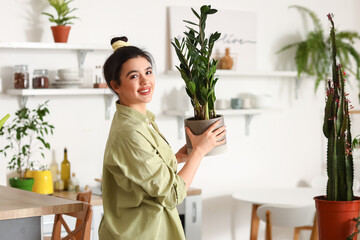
top-left (257, 204), bottom-right (318, 240)
top-left (46, 189), bottom-right (93, 240)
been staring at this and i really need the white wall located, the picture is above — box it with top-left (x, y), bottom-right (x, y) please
top-left (1, 0), bottom-right (360, 239)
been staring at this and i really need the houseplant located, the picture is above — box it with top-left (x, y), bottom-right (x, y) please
top-left (171, 5), bottom-right (226, 155)
top-left (0, 101), bottom-right (54, 191)
top-left (41, 0), bottom-right (79, 43)
top-left (278, 5), bottom-right (360, 97)
top-left (0, 114), bottom-right (10, 129)
top-left (313, 13), bottom-right (360, 240)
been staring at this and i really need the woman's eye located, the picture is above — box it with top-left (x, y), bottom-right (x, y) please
top-left (146, 70), bottom-right (152, 75)
top-left (130, 74), bottom-right (138, 79)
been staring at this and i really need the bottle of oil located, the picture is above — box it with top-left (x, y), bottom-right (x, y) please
top-left (61, 148), bottom-right (71, 190)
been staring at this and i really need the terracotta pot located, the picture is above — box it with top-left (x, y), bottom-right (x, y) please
top-left (184, 115), bottom-right (227, 156)
top-left (9, 177), bottom-right (34, 191)
top-left (51, 25), bottom-right (71, 43)
top-left (314, 195), bottom-right (360, 240)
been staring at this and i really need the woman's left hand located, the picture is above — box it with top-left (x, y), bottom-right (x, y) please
top-left (175, 144), bottom-right (189, 164)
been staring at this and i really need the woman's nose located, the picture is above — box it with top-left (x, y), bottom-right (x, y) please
top-left (139, 74), bottom-right (149, 84)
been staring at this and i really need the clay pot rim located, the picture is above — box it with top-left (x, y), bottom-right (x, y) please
top-left (314, 195), bottom-right (360, 203)
top-left (185, 114), bottom-right (224, 122)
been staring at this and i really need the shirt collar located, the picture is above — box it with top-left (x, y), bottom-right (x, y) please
top-left (116, 102), bottom-right (155, 123)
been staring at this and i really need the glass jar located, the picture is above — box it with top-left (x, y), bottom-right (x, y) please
top-left (32, 69), bottom-right (49, 89)
top-left (14, 65), bottom-right (29, 89)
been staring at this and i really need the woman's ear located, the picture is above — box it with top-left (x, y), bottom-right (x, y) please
top-left (110, 80), bottom-right (120, 94)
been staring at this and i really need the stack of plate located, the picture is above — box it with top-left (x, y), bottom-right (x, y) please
top-left (52, 68), bottom-right (83, 88)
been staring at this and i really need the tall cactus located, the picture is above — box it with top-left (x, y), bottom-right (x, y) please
top-left (323, 14), bottom-right (354, 201)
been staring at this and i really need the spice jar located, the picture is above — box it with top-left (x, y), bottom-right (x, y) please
top-left (14, 65), bottom-right (29, 89)
top-left (32, 69), bottom-right (49, 89)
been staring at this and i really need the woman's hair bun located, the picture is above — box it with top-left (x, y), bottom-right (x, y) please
top-left (111, 36), bottom-right (128, 46)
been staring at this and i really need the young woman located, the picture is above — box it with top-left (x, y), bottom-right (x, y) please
top-left (98, 36), bottom-right (226, 240)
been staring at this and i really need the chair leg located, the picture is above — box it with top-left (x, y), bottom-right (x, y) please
top-left (293, 227), bottom-right (300, 240)
top-left (310, 214), bottom-right (318, 240)
top-left (265, 210), bottom-right (272, 240)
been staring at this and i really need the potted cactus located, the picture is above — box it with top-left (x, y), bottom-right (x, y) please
top-left (171, 5), bottom-right (226, 155)
top-left (314, 14), bottom-right (360, 240)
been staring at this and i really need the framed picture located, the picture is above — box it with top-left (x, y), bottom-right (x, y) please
top-left (168, 6), bottom-right (257, 71)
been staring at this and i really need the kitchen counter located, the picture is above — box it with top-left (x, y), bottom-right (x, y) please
top-left (0, 185), bottom-right (83, 240)
top-left (52, 187), bottom-right (202, 206)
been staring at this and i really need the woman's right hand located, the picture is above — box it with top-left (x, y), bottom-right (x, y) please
top-left (185, 120), bottom-right (226, 157)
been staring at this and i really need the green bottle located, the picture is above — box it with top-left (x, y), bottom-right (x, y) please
top-left (61, 148), bottom-right (71, 190)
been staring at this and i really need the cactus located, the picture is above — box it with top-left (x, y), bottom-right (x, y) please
top-left (323, 14), bottom-right (354, 201)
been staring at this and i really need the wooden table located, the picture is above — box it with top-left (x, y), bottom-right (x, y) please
top-left (0, 185), bottom-right (83, 240)
top-left (232, 187), bottom-right (322, 240)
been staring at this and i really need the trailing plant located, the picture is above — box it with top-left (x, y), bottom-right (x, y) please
top-left (278, 5), bottom-right (360, 95)
top-left (171, 5), bottom-right (221, 120)
top-left (42, 0), bottom-right (79, 26)
top-left (0, 101), bottom-right (54, 178)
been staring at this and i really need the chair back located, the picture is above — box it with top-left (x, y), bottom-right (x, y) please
top-left (257, 204), bottom-right (315, 228)
top-left (51, 190), bottom-right (93, 240)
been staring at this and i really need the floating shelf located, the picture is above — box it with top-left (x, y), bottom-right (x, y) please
top-left (166, 69), bottom-right (297, 78)
top-left (0, 42), bottom-right (110, 51)
top-left (165, 108), bottom-right (273, 138)
top-left (6, 88), bottom-right (115, 119)
top-left (166, 70), bottom-right (300, 98)
top-left (0, 42), bottom-right (111, 77)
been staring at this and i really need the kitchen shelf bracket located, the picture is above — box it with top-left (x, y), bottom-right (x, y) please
top-left (105, 94), bottom-right (115, 120)
top-left (295, 77), bottom-right (301, 99)
top-left (245, 114), bottom-right (254, 136)
top-left (20, 96), bottom-right (29, 108)
top-left (77, 50), bottom-right (93, 78)
top-left (176, 115), bottom-right (185, 140)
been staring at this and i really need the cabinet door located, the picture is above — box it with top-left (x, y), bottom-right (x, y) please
top-left (184, 195), bottom-right (202, 240)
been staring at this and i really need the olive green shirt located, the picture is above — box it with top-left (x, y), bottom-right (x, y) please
top-left (99, 103), bottom-right (187, 240)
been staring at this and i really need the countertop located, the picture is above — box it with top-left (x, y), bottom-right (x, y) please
top-left (53, 187), bottom-right (202, 206)
top-left (0, 185), bottom-right (83, 220)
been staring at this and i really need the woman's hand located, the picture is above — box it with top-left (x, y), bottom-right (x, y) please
top-left (175, 144), bottom-right (189, 164)
top-left (185, 120), bottom-right (226, 157)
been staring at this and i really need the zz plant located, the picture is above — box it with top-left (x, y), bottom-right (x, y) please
top-left (0, 101), bottom-right (54, 178)
top-left (278, 5), bottom-right (360, 95)
top-left (171, 5), bottom-right (221, 120)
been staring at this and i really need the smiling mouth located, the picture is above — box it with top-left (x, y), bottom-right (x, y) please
top-left (139, 88), bottom-right (150, 94)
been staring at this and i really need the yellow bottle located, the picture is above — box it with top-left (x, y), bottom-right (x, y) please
top-left (61, 148), bottom-right (71, 190)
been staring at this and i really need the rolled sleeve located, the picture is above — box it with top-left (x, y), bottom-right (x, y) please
top-left (107, 131), bottom-right (187, 208)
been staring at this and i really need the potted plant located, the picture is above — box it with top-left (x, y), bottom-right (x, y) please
top-left (278, 5), bottom-right (360, 97)
top-left (313, 14), bottom-right (360, 240)
top-left (171, 5), bottom-right (226, 155)
top-left (42, 0), bottom-right (79, 43)
top-left (0, 101), bottom-right (54, 192)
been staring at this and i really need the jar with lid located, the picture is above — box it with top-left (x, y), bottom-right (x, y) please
top-left (32, 69), bottom-right (50, 89)
top-left (13, 65), bottom-right (29, 89)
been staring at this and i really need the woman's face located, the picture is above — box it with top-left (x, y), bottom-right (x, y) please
top-left (113, 56), bottom-right (155, 113)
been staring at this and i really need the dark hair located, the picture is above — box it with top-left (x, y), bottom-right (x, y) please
top-left (103, 36), bottom-right (153, 94)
